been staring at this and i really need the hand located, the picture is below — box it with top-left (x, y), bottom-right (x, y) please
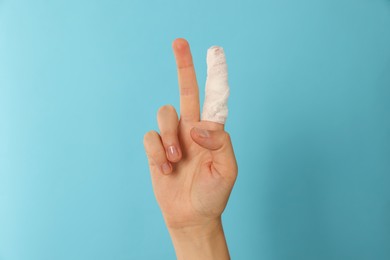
top-left (143, 38), bottom-right (237, 260)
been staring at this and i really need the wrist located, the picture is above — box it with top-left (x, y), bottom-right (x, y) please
top-left (167, 217), bottom-right (230, 260)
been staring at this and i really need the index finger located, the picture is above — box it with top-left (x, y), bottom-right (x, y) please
top-left (172, 38), bottom-right (200, 122)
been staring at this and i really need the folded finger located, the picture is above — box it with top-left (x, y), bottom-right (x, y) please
top-left (143, 130), bottom-right (172, 175)
top-left (157, 105), bottom-right (182, 163)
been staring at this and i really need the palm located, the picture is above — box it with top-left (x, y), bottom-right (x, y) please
top-left (150, 120), bottom-right (233, 227)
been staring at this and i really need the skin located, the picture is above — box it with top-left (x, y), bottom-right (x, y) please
top-left (143, 38), bottom-right (238, 260)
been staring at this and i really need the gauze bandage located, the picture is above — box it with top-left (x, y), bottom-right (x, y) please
top-left (201, 46), bottom-right (229, 124)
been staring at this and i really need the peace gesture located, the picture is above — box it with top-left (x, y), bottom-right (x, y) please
top-left (143, 38), bottom-right (237, 260)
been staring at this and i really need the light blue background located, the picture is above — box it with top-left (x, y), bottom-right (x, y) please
top-left (1, 0), bottom-right (389, 259)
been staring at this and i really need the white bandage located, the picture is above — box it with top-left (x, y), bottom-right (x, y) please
top-left (201, 46), bottom-right (229, 124)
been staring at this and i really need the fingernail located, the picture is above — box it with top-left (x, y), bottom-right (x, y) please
top-left (161, 162), bottom-right (171, 174)
top-left (194, 127), bottom-right (209, 138)
top-left (167, 145), bottom-right (179, 159)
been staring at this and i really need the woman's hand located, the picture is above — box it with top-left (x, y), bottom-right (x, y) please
top-left (143, 38), bottom-right (237, 260)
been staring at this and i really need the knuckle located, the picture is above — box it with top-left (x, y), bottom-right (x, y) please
top-left (149, 150), bottom-right (166, 163)
top-left (180, 87), bottom-right (195, 96)
top-left (161, 130), bottom-right (177, 140)
top-left (232, 160), bottom-right (238, 176)
top-left (157, 104), bottom-right (176, 117)
top-left (179, 114), bottom-right (197, 121)
top-left (143, 130), bottom-right (159, 145)
top-left (224, 132), bottom-right (231, 142)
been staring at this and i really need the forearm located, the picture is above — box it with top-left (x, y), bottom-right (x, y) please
top-left (168, 218), bottom-right (230, 260)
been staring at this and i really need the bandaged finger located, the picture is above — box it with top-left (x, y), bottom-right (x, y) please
top-left (201, 46), bottom-right (229, 124)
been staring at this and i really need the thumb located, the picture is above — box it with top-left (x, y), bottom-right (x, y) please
top-left (190, 127), bottom-right (237, 177)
